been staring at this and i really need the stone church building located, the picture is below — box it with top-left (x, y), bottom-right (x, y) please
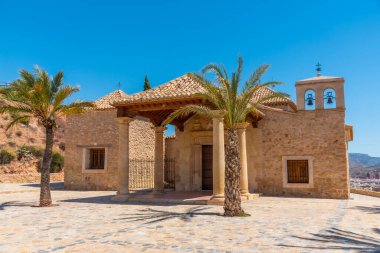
top-left (64, 73), bottom-right (353, 199)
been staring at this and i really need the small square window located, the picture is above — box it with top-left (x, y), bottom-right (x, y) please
top-left (88, 148), bottom-right (105, 169)
top-left (287, 160), bottom-right (309, 183)
top-left (282, 156), bottom-right (314, 188)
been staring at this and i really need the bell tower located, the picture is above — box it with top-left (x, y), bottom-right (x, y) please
top-left (295, 72), bottom-right (345, 111)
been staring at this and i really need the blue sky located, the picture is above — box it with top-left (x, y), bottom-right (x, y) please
top-left (1, 0), bottom-right (380, 156)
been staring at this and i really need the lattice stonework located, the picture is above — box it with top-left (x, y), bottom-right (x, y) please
top-left (128, 158), bottom-right (175, 190)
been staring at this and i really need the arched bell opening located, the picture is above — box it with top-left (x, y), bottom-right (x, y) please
top-left (304, 90), bottom-right (316, 110)
top-left (324, 88), bottom-right (336, 109)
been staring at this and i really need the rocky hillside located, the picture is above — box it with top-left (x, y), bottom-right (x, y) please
top-left (349, 153), bottom-right (380, 178)
top-left (0, 113), bottom-right (65, 182)
top-left (0, 115), bottom-right (65, 149)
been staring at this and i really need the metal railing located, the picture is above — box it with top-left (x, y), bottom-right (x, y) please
top-left (129, 159), bottom-right (154, 189)
top-left (164, 158), bottom-right (175, 189)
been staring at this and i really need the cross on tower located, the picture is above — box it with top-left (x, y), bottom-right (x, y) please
top-left (316, 62), bottom-right (322, 76)
top-left (118, 82), bottom-right (121, 90)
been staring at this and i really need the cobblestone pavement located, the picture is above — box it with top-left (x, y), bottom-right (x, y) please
top-left (0, 185), bottom-right (379, 252)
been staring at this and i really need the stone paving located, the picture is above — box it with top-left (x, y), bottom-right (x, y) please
top-left (0, 184), bottom-right (379, 252)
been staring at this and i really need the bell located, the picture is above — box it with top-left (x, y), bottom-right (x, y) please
top-left (306, 94), bottom-right (314, 106)
top-left (326, 92), bottom-right (334, 104)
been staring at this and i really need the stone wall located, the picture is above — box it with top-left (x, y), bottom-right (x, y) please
top-left (170, 115), bottom-right (214, 191)
top-left (351, 189), bottom-right (380, 198)
top-left (64, 110), bottom-right (155, 190)
top-left (248, 108), bottom-right (349, 199)
top-left (166, 108), bottom-right (349, 199)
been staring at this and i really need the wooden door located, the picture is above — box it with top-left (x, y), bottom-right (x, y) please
top-left (202, 145), bottom-right (213, 190)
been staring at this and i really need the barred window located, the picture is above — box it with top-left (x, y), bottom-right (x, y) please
top-left (89, 148), bottom-right (105, 169)
top-left (287, 160), bottom-right (309, 183)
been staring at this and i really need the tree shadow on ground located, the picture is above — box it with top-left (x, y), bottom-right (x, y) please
top-left (0, 201), bottom-right (34, 210)
top-left (278, 228), bottom-right (380, 252)
top-left (21, 182), bottom-right (64, 189)
top-left (60, 195), bottom-right (190, 207)
top-left (353, 205), bottom-right (380, 215)
top-left (115, 206), bottom-right (221, 224)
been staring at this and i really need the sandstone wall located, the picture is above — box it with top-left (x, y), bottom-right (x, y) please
top-left (64, 110), bottom-right (155, 190)
top-left (167, 108), bottom-right (349, 199)
top-left (249, 108), bottom-right (349, 199)
top-left (172, 115), bottom-right (214, 191)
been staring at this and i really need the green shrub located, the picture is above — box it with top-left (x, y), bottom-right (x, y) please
top-left (0, 149), bottom-right (16, 164)
top-left (16, 145), bottom-right (32, 161)
top-left (51, 152), bottom-right (64, 173)
top-left (7, 141), bottom-right (16, 147)
top-left (25, 145), bottom-right (44, 158)
top-left (15, 131), bottom-right (22, 137)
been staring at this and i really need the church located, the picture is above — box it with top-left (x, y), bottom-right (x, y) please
top-left (64, 72), bottom-right (353, 200)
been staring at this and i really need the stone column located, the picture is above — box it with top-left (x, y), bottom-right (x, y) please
top-left (154, 126), bottom-right (166, 193)
top-left (315, 89), bottom-right (324, 110)
top-left (237, 122), bottom-right (250, 198)
top-left (212, 114), bottom-right (225, 199)
top-left (112, 117), bottom-right (134, 201)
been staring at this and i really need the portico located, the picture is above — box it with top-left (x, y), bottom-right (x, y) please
top-left (110, 74), bottom-right (258, 202)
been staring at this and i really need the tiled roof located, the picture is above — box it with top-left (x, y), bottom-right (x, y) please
top-left (296, 75), bottom-right (344, 85)
top-left (251, 86), bottom-right (294, 107)
top-left (114, 73), bottom-right (295, 109)
top-left (94, 89), bottom-right (128, 109)
top-left (115, 74), bottom-right (204, 104)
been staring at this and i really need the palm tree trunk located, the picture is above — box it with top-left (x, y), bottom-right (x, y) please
top-left (224, 128), bottom-right (244, 216)
top-left (40, 125), bottom-right (54, 207)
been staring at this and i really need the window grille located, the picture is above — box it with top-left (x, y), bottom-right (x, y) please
top-left (287, 160), bottom-right (309, 183)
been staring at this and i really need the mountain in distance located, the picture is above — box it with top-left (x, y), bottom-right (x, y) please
top-left (349, 153), bottom-right (380, 178)
top-left (349, 153), bottom-right (380, 169)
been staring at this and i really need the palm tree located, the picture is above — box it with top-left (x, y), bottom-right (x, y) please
top-left (0, 66), bottom-right (93, 207)
top-left (163, 57), bottom-right (287, 216)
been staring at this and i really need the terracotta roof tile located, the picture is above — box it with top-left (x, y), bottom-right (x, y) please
top-left (251, 86), bottom-right (294, 106)
top-left (115, 74), bottom-right (204, 104)
top-left (94, 89), bottom-right (128, 110)
top-left (113, 74), bottom-right (295, 109)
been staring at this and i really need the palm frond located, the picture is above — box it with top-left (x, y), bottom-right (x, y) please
top-left (5, 116), bottom-right (31, 131)
top-left (52, 71), bottom-right (64, 94)
top-left (162, 105), bottom-right (220, 126)
top-left (251, 92), bottom-right (290, 107)
top-left (164, 56), bottom-right (286, 129)
top-left (244, 64), bottom-right (270, 91)
top-left (1, 66), bottom-right (86, 128)
top-left (53, 85), bottom-right (79, 109)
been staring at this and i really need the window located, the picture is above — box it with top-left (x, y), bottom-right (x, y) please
top-left (282, 156), bottom-right (314, 188)
top-left (81, 147), bottom-right (108, 172)
top-left (89, 148), bottom-right (105, 169)
top-left (287, 160), bottom-right (309, 183)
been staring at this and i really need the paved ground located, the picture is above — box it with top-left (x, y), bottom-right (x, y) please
top-left (0, 184), bottom-right (379, 252)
